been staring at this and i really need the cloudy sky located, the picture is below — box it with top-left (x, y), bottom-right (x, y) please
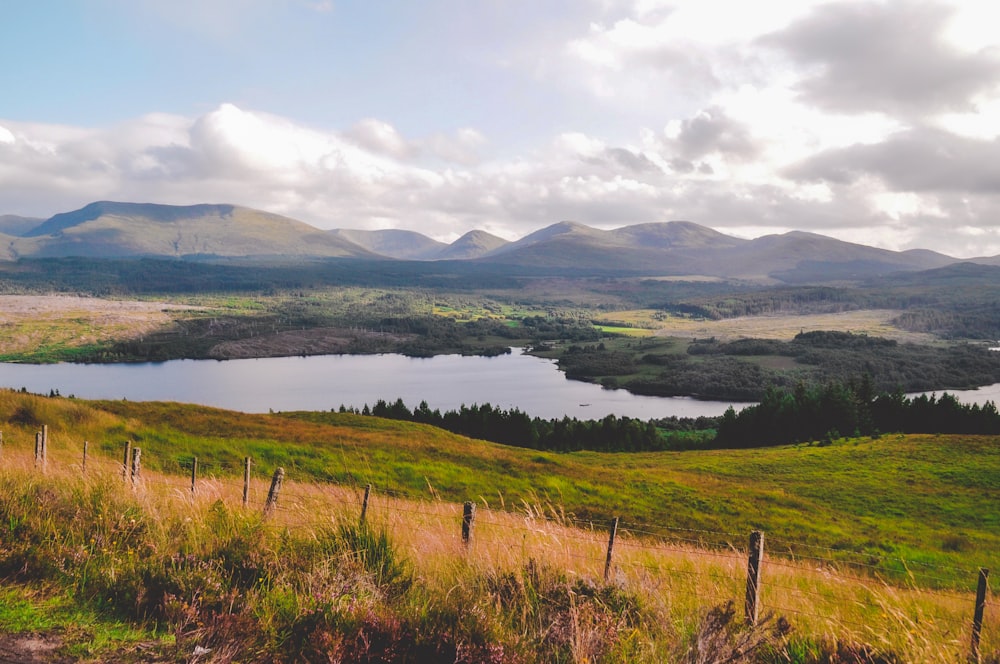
top-left (3, 1), bottom-right (1000, 257)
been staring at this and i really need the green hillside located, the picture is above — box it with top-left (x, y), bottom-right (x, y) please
top-left (0, 390), bottom-right (996, 661)
top-left (3, 390), bottom-right (995, 585)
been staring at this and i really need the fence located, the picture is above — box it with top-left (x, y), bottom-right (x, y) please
top-left (4, 429), bottom-right (997, 662)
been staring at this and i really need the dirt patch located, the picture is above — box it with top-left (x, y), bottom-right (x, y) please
top-left (208, 326), bottom-right (413, 359)
top-left (0, 632), bottom-right (71, 663)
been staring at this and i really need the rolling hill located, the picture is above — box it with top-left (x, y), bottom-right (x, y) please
top-left (7, 201), bottom-right (375, 260)
top-left (0, 214), bottom-right (43, 237)
top-left (329, 228), bottom-right (447, 259)
top-left (0, 200), bottom-right (979, 282)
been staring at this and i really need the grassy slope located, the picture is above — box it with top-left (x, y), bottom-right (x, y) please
top-left (3, 390), bottom-right (996, 589)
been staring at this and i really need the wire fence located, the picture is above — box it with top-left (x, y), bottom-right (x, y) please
top-left (4, 431), bottom-right (997, 662)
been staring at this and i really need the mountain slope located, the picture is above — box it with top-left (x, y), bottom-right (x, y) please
top-left (0, 214), bottom-right (44, 237)
top-left (732, 231), bottom-right (955, 282)
top-left (481, 220), bottom-right (743, 274)
top-left (436, 230), bottom-right (509, 260)
top-left (329, 228), bottom-right (447, 260)
top-left (481, 221), bottom-right (957, 280)
top-left (12, 201), bottom-right (374, 259)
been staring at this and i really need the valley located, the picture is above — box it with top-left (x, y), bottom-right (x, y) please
top-left (1, 201), bottom-right (999, 661)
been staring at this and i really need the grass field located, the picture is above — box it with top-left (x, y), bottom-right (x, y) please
top-left (594, 308), bottom-right (941, 343)
top-left (0, 391), bottom-right (996, 660)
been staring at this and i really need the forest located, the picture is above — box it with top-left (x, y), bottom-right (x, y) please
top-left (715, 378), bottom-right (1000, 448)
top-left (348, 377), bottom-right (1000, 452)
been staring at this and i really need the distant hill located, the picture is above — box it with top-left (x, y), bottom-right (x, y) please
top-left (436, 230), bottom-right (508, 260)
top-left (0, 214), bottom-right (43, 237)
top-left (10, 201), bottom-right (374, 259)
top-left (329, 228), bottom-right (508, 260)
top-left (719, 231), bottom-right (955, 282)
top-left (477, 220), bottom-right (952, 281)
top-left (0, 201), bottom-right (975, 282)
top-left (329, 229), bottom-right (446, 260)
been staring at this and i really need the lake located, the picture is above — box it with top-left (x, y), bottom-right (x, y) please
top-left (4, 349), bottom-right (997, 421)
top-left (0, 348), bottom-right (748, 420)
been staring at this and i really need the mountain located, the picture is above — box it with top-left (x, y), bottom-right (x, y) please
top-left (478, 221), bottom-right (957, 280)
top-left (482, 220), bottom-right (742, 273)
top-left (0, 214), bottom-right (44, 237)
top-left (1, 201), bottom-right (971, 282)
top-left (719, 231), bottom-right (955, 282)
top-left (436, 230), bottom-right (508, 260)
top-left (329, 229), bottom-right (447, 260)
top-left (328, 227), bottom-right (508, 260)
top-left (9, 201), bottom-right (374, 259)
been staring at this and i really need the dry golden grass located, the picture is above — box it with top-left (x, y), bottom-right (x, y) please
top-left (11, 440), bottom-right (993, 663)
top-left (595, 308), bottom-right (942, 343)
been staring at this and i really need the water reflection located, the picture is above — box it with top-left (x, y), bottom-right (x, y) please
top-left (0, 348), bottom-right (748, 420)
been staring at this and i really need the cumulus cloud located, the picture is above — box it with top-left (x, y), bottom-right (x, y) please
top-left (760, 1), bottom-right (1000, 117)
top-left (787, 127), bottom-right (1000, 194)
top-left (3, 101), bottom-right (1000, 257)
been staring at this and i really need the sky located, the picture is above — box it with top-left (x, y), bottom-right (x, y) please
top-left (2, 1), bottom-right (1000, 257)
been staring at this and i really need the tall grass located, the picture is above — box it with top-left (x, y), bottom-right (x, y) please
top-left (0, 389), bottom-right (996, 661)
top-left (0, 453), bottom-right (994, 662)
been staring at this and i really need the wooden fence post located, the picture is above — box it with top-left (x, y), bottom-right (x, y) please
top-left (130, 447), bottom-right (141, 484)
top-left (191, 457), bottom-right (198, 494)
top-left (264, 468), bottom-right (284, 515)
top-left (604, 517), bottom-right (620, 582)
top-left (122, 441), bottom-right (132, 481)
top-left (971, 567), bottom-right (989, 663)
top-left (34, 431), bottom-right (41, 467)
top-left (462, 501), bottom-right (476, 547)
top-left (82, 441), bottom-right (88, 473)
top-left (360, 483), bottom-right (372, 526)
top-left (745, 530), bottom-right (764, 626)
top-left (243, 456), bottom-right (251, 506)
top-left (0, 430), bottom-right (4, 457)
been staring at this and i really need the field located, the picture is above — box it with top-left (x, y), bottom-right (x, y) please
top-left (0, 295), bottom-right (198, 362)
top-left (0, 390), bottom-right (996, 661)
top-left (593, 308), bottom-right (939, 344)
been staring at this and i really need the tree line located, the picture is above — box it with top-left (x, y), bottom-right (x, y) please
top-left (341, 399), bottom-right (713, 452)
top-left (715, 377), bottom-right (1000, 448)
top-left (350, 377), bottom-right (1000, 453)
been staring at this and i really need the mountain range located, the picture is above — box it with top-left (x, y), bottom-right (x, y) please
top-left (0, 200), bottom-right (983, 283)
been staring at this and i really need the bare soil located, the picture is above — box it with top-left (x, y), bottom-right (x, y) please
top-left (0, 632), bottom-right (71, 663)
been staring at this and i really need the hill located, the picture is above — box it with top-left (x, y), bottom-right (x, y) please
top-left (0, 200), bottom-right (976, 282)
top-left (436, 229), bottom-right (508, 259)
top-left (0, 391), bottom-right (995, 661)
top-left (0, 214), bottom-right (43, 236)
top-left (483, 221), bottom-right (955, 280)
top-left (9, 201), bottom-right (375, 259)
top-left (329, 228), bottom-right (508, 260)
top-left (329, 228), bottom-right (447, 259)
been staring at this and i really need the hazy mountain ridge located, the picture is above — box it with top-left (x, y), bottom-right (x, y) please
top-left (329, 229), bottom-right (447, 260)
top-left (11, 201), bottom-right (375, 259)
top-left (0, 214), bottom-right (44, 237)
top-left (2, 200), bottom-right (982, 282)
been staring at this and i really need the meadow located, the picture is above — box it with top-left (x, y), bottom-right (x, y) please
top-left (0, 389), bottom-right (996, 662)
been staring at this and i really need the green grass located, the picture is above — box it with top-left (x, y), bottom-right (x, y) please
top-left (2, 390), bottom-right (995, 589)
top-left (0, 390), bottom-right (996, 661)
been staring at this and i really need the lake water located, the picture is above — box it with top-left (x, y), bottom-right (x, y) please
top-left (0, 348), bottom-right (748, 420)
top-left (4, 349), bottom-right (997, 421)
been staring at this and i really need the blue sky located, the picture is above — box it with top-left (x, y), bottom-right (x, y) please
top-left (3, 1), bottom-right (1000, 257)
